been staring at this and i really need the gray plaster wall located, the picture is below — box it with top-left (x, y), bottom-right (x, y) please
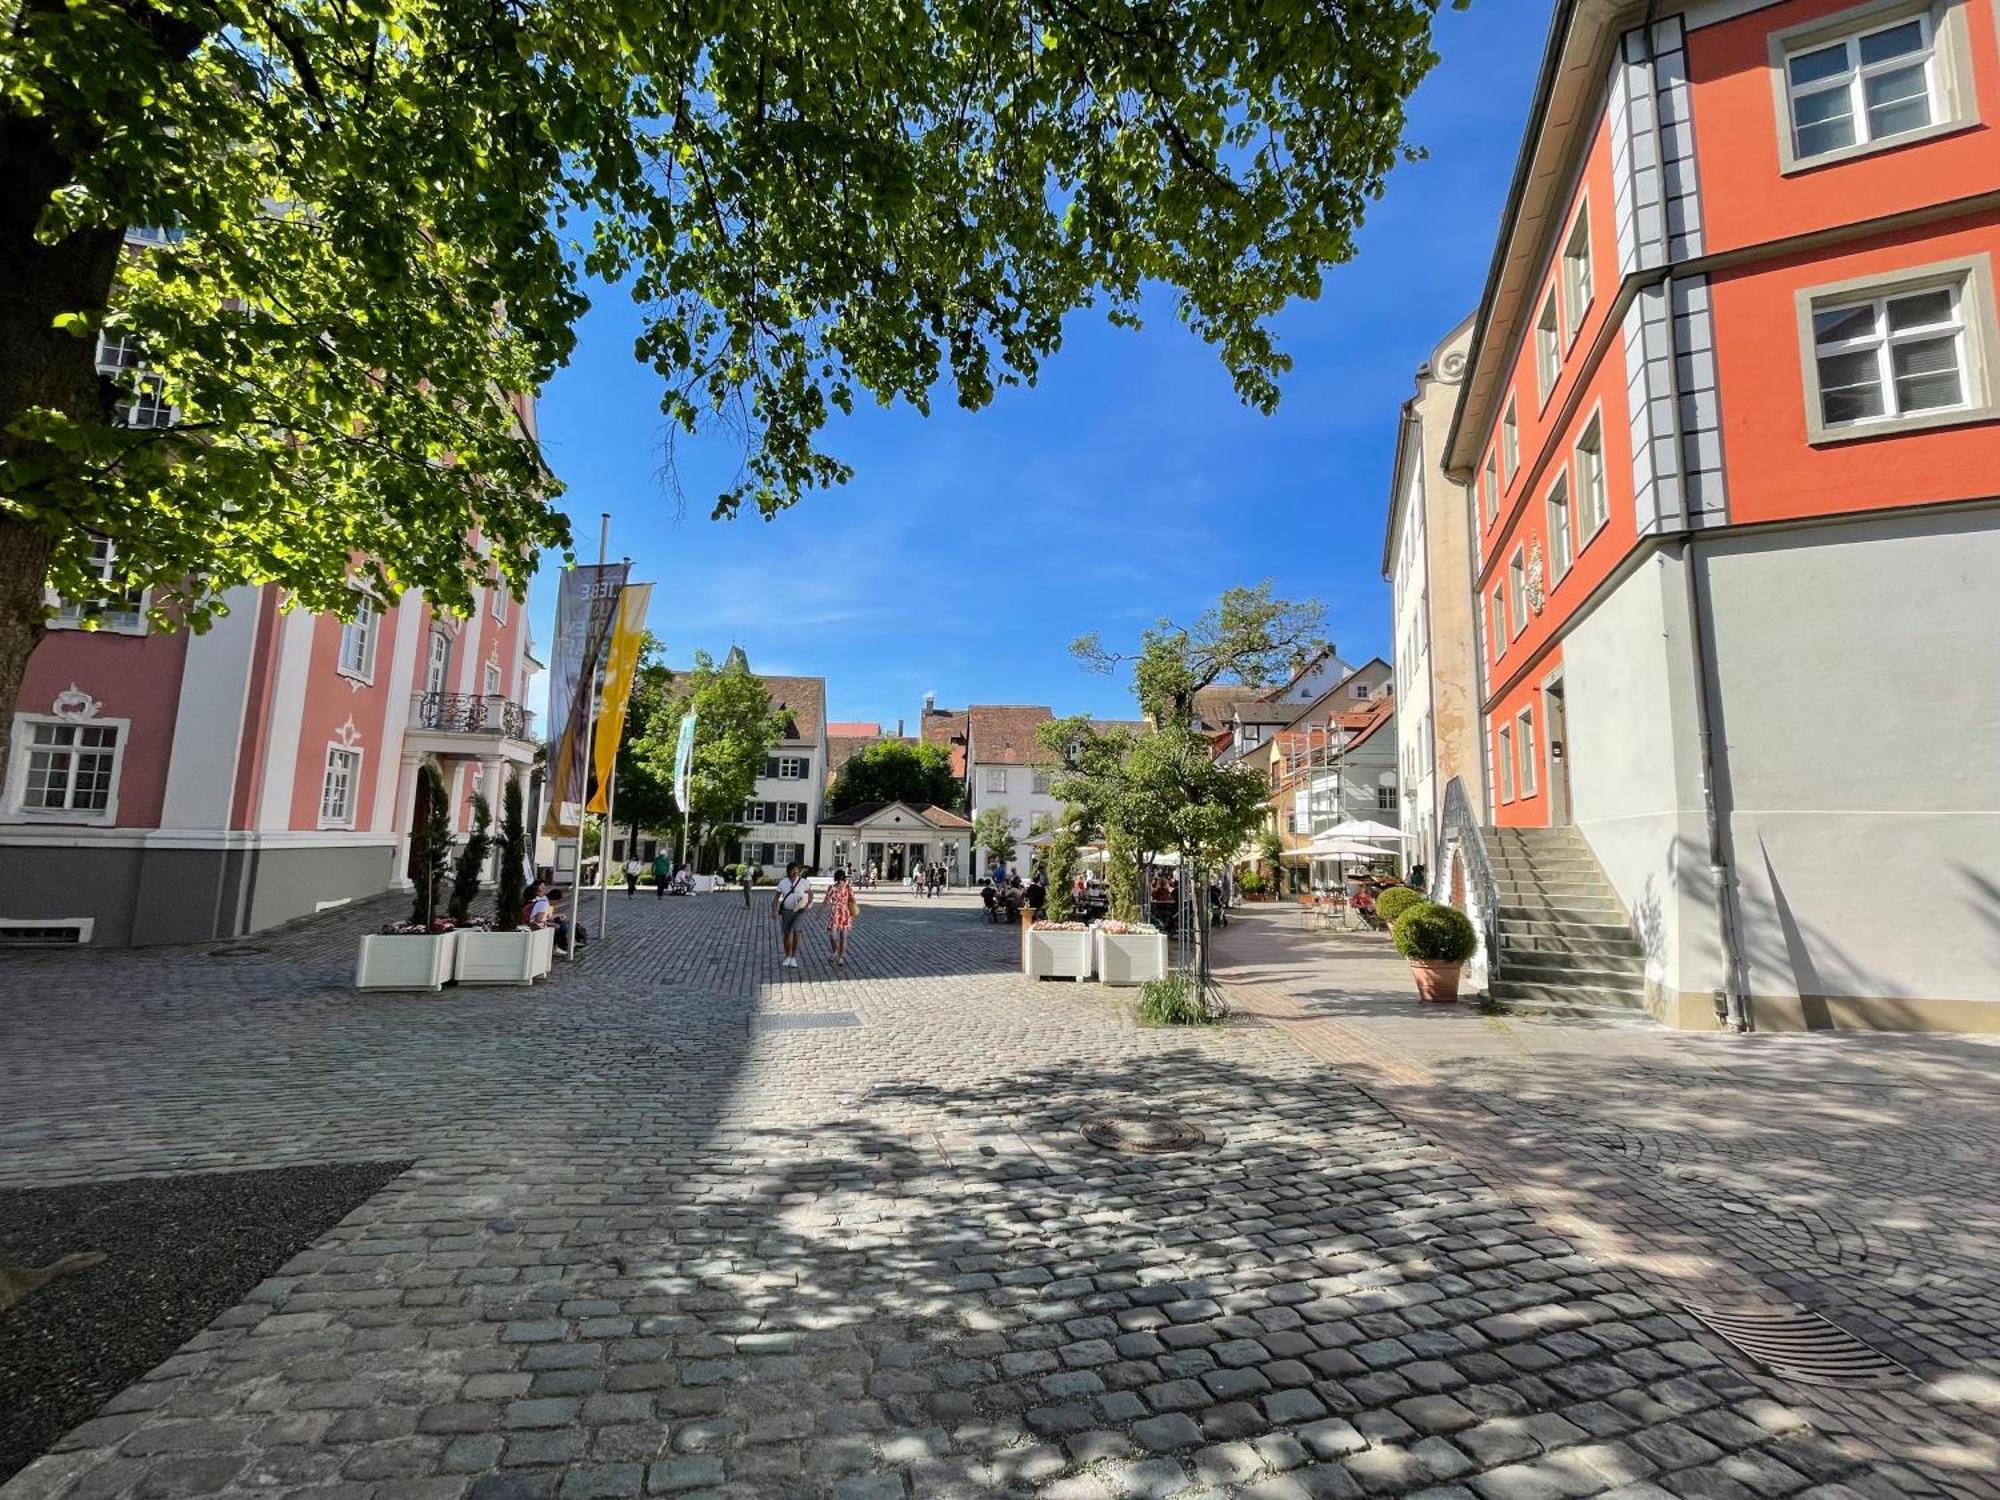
top-left (1699, 506), bottom-right (2000, 1012)
top-left (0, 838), bottom-right (395, 946)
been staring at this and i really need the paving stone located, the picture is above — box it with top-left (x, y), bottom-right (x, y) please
top-left (1131, 1413), bottom-right (1205, 1452)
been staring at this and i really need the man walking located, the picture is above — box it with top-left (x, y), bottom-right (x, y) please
top-left (772, 862), bottom-right (812, 968)
top-left (650, 849), bottom-right (671, 898)
top-left (741, 863), bottom-right (755, 908)
top-left (622, 855), bottom-right (642, 898)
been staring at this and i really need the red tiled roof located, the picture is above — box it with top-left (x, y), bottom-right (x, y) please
top-left (967, 705), bottom-right (1054, 766)
top-left (821, 799), bottom-right (975, 830)
top-left (921, 706), bottom-right (969, 778)
top-left (826, 721), bottom-right (880, 737)
top-left (758, 675), bottom-right (825, 743)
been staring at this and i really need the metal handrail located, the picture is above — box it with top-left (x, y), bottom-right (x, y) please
top-left (414, 691), bottom-right (531, 740)
top-left (1440, 775), bottom-right (1499, 991)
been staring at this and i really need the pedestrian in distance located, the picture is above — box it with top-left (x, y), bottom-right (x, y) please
top-left (824, 868), bottom-right (858, 968)
top-left (650, 850), bottom-right (671, 898)
top-left (741, 864), bottom-right (755, 908)
top-left (772, 862), bottom-right (813, 968)
top-left (623, 856), bottom-right (642, 898)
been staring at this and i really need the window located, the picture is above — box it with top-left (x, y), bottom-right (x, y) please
top-left (1562, 212), bottom-right (1594, 339)
top-left (1490, 591), bottom-right (1507, 662)
top-left (1782, 10), bottom-right (1940, 166)
top-left (425, 630), bottom-right (451, 695)
top-left (95, 332), bottom-right (171, 429)
top-left (483, 662), bottom-right (502, 697)
top-left (320, 746), bottom-right (361, 828)
top-left (1482, 454), bottom-right (1498, 529)
top-left (490, 585), bottom-right (508, 624)
top-left (336, 596), bottom-right (377, 680)
top-left (12, 718), bottom-right (123, 821)
top-left (767, 755), bottom-right (809, 779)
top-left (1546, 475), bottom-right (1573, 579)
top-left (984, 767), bottom-right (1007, 793)
top-left (1376, 786), bottom-right (1396, 812)
top-left (126, 223), bottom-right (185, 245)
top-left (1517, 710), bottom-right (1538, 797)
top-left (1032, 770), bottom-right (1053, 794)
top-left (1502, 401), bottom-right (1519, 480)
top-left (1497, 724), bottom-right (1515, 802)
top-left (1535, 288), bottom-right (1562, 399)
top-left (1350, 682), bottom-right (1371, 699)
top-left (1574, 416), bottom-right (1608, 539)
top-left (1810, 277), bottom-right (1969, 429)
top-left (1508, 550), bottom-right (1527, 637)
top-left (51, 534), bottom-right (145, 633)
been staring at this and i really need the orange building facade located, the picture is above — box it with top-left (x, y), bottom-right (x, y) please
top-left (1442, 0), bottom-right (2000, 1029)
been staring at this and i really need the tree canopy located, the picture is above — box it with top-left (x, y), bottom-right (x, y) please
top-left (972, 806), bottom-right (1019, 868)
top-left (0, 0), bottom-right (1452, 753)
top-left (1073, 582), bottom-right (1328, 725)
top-left (827, 739), bottom-right (962, 815)
top-left (631, 651), bottom-right (783, 868)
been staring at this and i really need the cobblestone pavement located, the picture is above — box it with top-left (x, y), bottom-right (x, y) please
top-left (0, 892), bottom-right (1961, 1500)
top-left (1212, 911), bottom-right (2000, 1500)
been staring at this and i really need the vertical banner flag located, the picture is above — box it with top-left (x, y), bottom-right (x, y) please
top-left (543, 561), bottom-right (629, 833)
top-left (672, 708), bottom-right (697, 814)
top-left (587, 583), bottom-right (653, 814)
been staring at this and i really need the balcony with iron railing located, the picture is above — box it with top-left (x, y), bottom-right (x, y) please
top-left (411, 691), bottom-right (534, 743)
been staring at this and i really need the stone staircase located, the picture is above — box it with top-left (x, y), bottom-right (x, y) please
top-left (1485, 826), bottom-right (1652, 1021)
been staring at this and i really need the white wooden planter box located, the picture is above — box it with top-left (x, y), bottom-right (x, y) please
top-left (1023, 926), bottom-right (1093, 980)
top-left (355, 931), bottom-right (458, 992)
top-left (454, 928), bottom-right (546, 985)
top-left (1094, 928), bottom-right (1167, 986)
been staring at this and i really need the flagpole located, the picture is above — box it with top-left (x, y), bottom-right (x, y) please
top-left (596, 553), bottom-right (631, 946)
top-left (567, 511), bottom-right (609, 961)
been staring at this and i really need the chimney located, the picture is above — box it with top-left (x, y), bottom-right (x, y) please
top-left (923, 691), bottom-right (936, 715)
top-left (896, 718), bottom-right (905, 738)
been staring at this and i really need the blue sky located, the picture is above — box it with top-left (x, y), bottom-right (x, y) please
top-left (529, 5), bottom-right (1546, 729)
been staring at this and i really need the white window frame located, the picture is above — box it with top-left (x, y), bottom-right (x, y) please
top-left (1508, 550), bottom-right (1527, 638)
top-left (337, 592), bottom-right (379, 683)
top-left (1350, 682), bottom-right (1372, 699)
top-left (1497, 724), bottom-right (1514, 804)
top-left (7, 714), bottom-right (128, 826)
top-left (1562, 207), bottom-right (1594, 346)
top-left (49, 534), bottom-right (147, 635)
top-left (1481, 454), bottom-right (1498, 531)
top-left (424, 629), bottom-right (452, 696)
top-left (1502, 401), bottom-right (1520, 481)
top-left (1574, 410), bottom-right (1609, 543)
top-left (1032, 769), bottom-right (1053, 794)
top-left (1490, 591), bottom-right (1507, 664)
top-left (483, 661), bottom-right (502, 697)
top-left (490, 583), bottom-right (508, 624)
top-left (320, 744), bottom-right (363, 830)
top-left (1770, 0), bottom-right (1975, 174)
top-left (984, 767), bottom-right (1007, 793)
top-left (1535, 287), bottom-right (1562, 403)
top-left (1516, 710), bottom-right (1538, 797)
top-left (1797, 255), bottom-right (1996, 442)
top-left (1545, 474), bottom-right (1573, 581)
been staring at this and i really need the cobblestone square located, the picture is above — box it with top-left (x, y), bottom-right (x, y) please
top-left (0, 895), bottom-right (1993, 1499)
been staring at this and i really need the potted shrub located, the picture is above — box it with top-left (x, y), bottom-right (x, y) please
top-left (1024, 920), bottom-right (1093, 980)
top-left (1373, 884), bottom-right (1424, 928)
top-left (1094, 919), bottom-right (1167, 986)
top-left (453, 778), bottom-right (550, 984)
top-left (1237, 869), bottom-right (1267, 902)
top-left (1392, 901), bottom-right (1478, 1003)
top-left (357, 763), bottom-right (461, 991)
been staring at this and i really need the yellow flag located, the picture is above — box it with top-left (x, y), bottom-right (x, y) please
top-left (587, 582), bottom-right (652, 814)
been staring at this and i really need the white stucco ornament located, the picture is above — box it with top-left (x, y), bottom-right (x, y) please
top-left (51, 684), bottom-right (102, 721)
top-left (334, 716), bottom-right (363, 748)
top-left (1437, 349), bottom-right (1468, 384)
top-left (1525, 543), bottom-right (1548, 615)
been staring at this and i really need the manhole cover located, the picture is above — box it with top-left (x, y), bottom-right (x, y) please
top-left (208, 944), bottom-right (272, 960)
top-left (1079, 1111), bottom-right (1207, 1154)
top-left (1687, 1305), bottom-right (1910, 1388)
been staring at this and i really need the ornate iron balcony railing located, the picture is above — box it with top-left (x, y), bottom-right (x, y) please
top-left (415, 692), bottom-right (530, 739)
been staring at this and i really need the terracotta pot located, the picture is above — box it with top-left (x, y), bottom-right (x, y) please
top-left (1409, 959), bottom-right (1463, 1003)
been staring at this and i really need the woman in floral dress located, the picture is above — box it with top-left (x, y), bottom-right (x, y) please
top-left (824, 868), bottom-right (858, 968)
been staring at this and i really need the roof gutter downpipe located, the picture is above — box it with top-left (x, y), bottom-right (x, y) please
top-left (1638, 0), bottom-right (1750, 1032)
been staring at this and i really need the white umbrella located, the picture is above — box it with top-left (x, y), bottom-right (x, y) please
top-left (1306, 838), bottom-right (1395, 859)
top-left (1325, 819), bottom-right (1409, 841)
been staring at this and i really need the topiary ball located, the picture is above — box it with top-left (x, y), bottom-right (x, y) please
top-left (1392, 901), bottom-right (1478, 964)
top-left (1374, 885), bottom-right (1424, 926)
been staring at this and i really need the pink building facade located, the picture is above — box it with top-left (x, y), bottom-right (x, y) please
top-left (1, 546), bottom-right (538, 945)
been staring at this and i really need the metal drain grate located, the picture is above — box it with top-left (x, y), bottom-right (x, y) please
top-left (751, 1011), bottom-right (861, 1031)
top-left (1687, 1305), bottom-right (1910, 1388)
top-left (1079, 1111), bottom-right (1208, 1155)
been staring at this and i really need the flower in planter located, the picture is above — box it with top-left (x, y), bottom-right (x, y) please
top-left (1031, 920), bottom-right (1089, 931)
top-left (1095, 919), bottom-right (1158, 935)
top-left (377, 918), bottom-right (460, 936)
